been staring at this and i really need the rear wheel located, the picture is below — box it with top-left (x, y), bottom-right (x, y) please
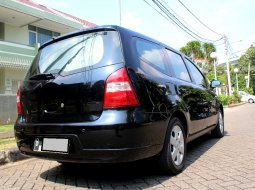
top-left (158, 117), bottom-right (186, 174)
top-left (211, 110), bottom-right (224, 138)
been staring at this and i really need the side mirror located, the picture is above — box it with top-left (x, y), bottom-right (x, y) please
top-left (210, 80), bottom-right (221, 88)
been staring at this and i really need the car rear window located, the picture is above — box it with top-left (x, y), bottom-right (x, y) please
top-left (26, 31), bottom-right (123, 78)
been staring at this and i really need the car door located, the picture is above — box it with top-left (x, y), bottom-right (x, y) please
top-left (184, 58), bottom-right (218, 129)
top-left (165, 49), bottom-right (206, 135)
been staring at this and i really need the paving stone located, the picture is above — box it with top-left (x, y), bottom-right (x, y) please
top-left (236, 182), bottom-right (255, 189)
top-left (0, 104), bottom-right (255, 190)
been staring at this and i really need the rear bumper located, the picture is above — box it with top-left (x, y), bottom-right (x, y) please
top-left (19, 144), bottom-right (162, 163)
top-left (15, 109), bottom-right (168, 163)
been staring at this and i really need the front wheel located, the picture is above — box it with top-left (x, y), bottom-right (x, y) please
top-left (211, 110), bottom-right (224, 138)
top-left (158, 117), bottom-right (186, 174)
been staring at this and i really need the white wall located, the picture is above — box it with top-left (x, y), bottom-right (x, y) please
top-left (4, 68), bottom-right (27, 94)
top-left (4, 24), bottom-right (28, 45)
top-left (5, 68), bottom-right (26, 81)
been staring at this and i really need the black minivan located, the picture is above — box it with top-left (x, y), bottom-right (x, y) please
top-left (14, 25), bottom-right (224, 174)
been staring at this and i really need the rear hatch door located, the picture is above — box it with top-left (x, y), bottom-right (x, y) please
top-left (20, 30), bottom-right (124, 123)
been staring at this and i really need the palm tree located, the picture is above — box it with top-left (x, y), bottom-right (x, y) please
top-left (180, 41), bottom-right (216, 64)
top-left (179, 41), bottom-right (205, 63)
top-left (203, 42), bottom-right (216, 64)
top-left (180, 47), bottom-right (190, 57)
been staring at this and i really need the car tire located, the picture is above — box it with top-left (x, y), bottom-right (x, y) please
top-left (211, 110), bottom-right (224, 138)
top-left (158, 117), bottom-right (186, 174)
top-left (248, 98), bottom-right (254, 103)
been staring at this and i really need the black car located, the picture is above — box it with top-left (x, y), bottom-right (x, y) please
top-left (15, 25), bottom-right (224, 174)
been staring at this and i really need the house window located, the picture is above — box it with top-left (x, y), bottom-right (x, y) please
top-left (29, 31), bottom-right (36, 45)
top-left (28, 25), bottom-right (61, 46)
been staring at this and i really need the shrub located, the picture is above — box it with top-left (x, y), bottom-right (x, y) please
top-left (230, 92), bottom-right (241, 104)
top-left (218, 95), bottom-right (230, 106)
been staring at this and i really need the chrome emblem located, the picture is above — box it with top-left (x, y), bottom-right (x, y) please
top-left (35, 138), bottom-right (40, 146)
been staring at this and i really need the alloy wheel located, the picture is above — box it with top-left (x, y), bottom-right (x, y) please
top-left (170, 125), bottom-right (184, 166)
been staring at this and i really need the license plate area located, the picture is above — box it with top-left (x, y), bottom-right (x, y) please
top-left (33, 138), bottom-right (69, 153)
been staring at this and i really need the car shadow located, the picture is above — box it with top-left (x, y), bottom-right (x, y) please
top-left (40, 132), bottom-right (225, 189)
top-left (185, 132), bottom-right (224, 168)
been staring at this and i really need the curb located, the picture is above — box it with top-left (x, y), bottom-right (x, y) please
top-left (0, 148), bottom-right (27, 164)
top-left (224, 102), bottom-right (246, 108)
top-left (0, 131), bottom-right (14, 139)
top-left (228, 102), bottom-right (246, 107)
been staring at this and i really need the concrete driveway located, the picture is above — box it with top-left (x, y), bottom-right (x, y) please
top-left (1, 103), bottom-right (255, 190)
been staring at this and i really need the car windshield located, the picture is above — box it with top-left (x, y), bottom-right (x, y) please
top-left (240, 91), bottom-right (249, 96)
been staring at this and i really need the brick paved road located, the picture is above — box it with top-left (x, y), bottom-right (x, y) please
top-left (1, 104), bottom-right (255, 190)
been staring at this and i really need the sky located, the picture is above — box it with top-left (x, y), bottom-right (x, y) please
top-left (33, 0), bottom-right (255, 63)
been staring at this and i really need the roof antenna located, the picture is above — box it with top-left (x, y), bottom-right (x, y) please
top-left (118, 0), bottom-right (121, 26)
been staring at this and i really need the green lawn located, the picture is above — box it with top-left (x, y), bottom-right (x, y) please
top-left (0, 138), bottom-right (17, 151)
top-left (0, 125), bottom-right (14, 133)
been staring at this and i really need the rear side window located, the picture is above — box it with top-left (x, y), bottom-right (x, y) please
top-left (27, 31), bottom-right (123, 77)
top-left (166, 50), bottom-right (191, 82)
top-left (136, 39), bottom-right (166, 72)
top-left (185, 58), bottom-right (207, 88)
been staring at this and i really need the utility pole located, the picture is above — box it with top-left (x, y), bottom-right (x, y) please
top-left (224, 35), bottom-right (232, 96)
top-left (210, 52), bottom-right (217, 79)
top-left (234, 68), bottom-right (239, 92)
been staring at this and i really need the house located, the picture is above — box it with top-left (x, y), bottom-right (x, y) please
top-left (0, 0), bottom-right (95, 123)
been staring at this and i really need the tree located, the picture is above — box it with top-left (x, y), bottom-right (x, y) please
top-left (179, 47), bottom-right (189, 57)
top-left (180, 41), bottom-right (204, 63)
top-left (203, 42), bottom-right (216, 64)
top-left (180, 42), bottom-right (255, 95)
top-left (237, 45), bottom-right (255, 94)
top-left (180, 41), bottom-right (216, 65)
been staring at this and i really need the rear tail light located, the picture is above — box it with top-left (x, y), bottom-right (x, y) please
top-left (17, 87), bottom-right (22, 114)
top-left (103, 68), bottom-right (140, 108)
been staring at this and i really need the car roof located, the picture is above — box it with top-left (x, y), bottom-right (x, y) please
top-left (39, 25), bottom-right (187, 59)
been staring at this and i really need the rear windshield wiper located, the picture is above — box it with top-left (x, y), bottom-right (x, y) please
top-left (29, 73), bottom-right (55, 80)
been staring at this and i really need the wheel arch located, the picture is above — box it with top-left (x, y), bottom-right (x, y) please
top-left (170, 110), bottom-right (189, 138)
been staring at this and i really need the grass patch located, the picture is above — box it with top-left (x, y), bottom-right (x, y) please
top-left (0, 125), bottom-right (14, 133)
top-left (0, 138), bottom-right (17, 151)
